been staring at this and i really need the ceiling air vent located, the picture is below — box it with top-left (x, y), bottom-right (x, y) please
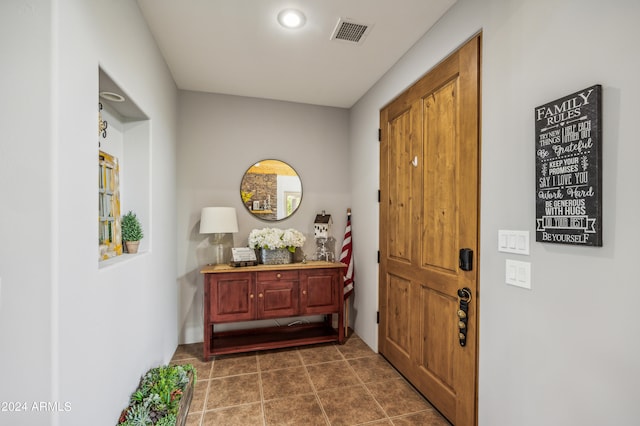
top-left (330, 18), bottom-right (372, 44)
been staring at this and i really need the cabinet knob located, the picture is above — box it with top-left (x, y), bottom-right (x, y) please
top-left (250, 293), bottom-right (254, 299)
top-left (276, 273), bottom-right (282, 278)
top-left (302, 290), bottom-right (307, 295)
top-left (258, 293), bottom-right (264, 298)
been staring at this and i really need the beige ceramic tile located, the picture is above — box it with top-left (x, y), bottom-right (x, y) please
top-left (188, 378), bottom-right (210, 413)
top-left (171, 342), bottom-right (203, 361)
top-left (348, 356), bottom-right (400, 383)
top-left (185, 411), bottom-right (203, 426)
top-left (261, 366), bottom-right (314, 400)
top-left (305, 360), bottom-right (360, 391)
top-left (317, 384), bottom-right (387, 425)
top-left (298, 343), bottom-right (344, 365)
top-left (202, 403), bottom-right (263, 426)
top-left (206, 373), bottom-right (261, 409)
top-left (211, 353), bottom-right (258, 377)
top-left (263, 394), bottom-right (328, 426)
top-left (258, 347), bottom-right (303, 371)
top-left (337, 336), bottom-right (377, 359)
top-left (367, 378), bottom-right (433, 417)
top-left (174, 333), bottom-right (452, 425)
top-left (390, 410), bottom-right (452, 425)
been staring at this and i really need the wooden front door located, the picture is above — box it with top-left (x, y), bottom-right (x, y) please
top-left (379, 35), bottom-right (480, 426)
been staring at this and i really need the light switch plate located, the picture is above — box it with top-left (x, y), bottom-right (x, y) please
top-left (498, 230), bottom-right (530, 255)
top-left (506, 259), bottom-right (531, 289)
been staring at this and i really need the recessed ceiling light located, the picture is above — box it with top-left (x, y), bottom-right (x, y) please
top-left (99, 91), bottom-right (125, 102)
top-left (277, 9), bottom-right (306, 29)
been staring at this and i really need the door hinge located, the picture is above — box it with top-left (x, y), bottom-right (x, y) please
top-left (376, 311), bottom-right (380, 324)
top-left (377, 189), bottom-right (380, 202)
top-left (378, 128), bottom-right (381, 141)
top-left (377, 250), bottom-right (380, 263)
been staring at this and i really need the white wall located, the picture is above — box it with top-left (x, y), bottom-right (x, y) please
top-left (1, 1), bottom-right (178, 425)
top-left (0, 2), bottom-right (55, 425)
top-left (176, 91), bottom-right (350, 343)
top-left (350, 0), bottom-right (640, 424)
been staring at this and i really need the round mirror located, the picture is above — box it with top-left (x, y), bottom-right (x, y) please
top-left (240, 159), bottom-right (302, 221)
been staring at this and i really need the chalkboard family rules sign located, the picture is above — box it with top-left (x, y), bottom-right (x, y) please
top-left (535, 84), bottom-right (602, 246)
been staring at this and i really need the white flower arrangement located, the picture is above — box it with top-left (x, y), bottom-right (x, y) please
top-left (248, 227), bottom-right (306, 253)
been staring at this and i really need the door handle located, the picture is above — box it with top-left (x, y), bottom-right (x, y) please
top-left (457, 287), bottom-right (472, 347)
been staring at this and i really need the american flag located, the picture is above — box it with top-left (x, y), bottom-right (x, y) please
top-left (340, 209), bottom-right (354, 298)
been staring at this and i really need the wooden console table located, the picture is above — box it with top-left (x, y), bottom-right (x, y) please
top-left (200, 261), bottom-right (345, 360)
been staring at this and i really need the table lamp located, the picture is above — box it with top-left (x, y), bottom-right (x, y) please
top-left (199, 207), bottom-right (239, 264)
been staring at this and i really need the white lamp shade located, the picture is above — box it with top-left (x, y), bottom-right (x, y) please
top-left (199, 207), bottom-right (239, 234)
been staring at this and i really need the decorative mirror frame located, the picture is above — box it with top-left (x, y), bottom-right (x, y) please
top-left (240, 159), bottom-right (303, 221)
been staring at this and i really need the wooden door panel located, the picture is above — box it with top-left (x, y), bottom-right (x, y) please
top-left (420, 286), bottom-right (456, 386)
top-left (414, 366), bottom-right (457, 423)
top-left (423, 80), bottom-right (459, 272)
top-left (380, 34), bottom-right (480, 426)
top-left (384, 273), bottom-right (412, 355)
top-left (388, 110), bottom-right (414, 263)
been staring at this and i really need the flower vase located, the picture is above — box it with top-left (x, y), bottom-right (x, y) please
top-left (260, 248), bottom-right (293, 265)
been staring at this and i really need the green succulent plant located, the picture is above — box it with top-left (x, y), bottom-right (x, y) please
top-left (155, 414), bottom-right (177, 426)
top-left (118, 364), bottom-right (196, 426)
top-left (123, 400), bottom-right (153, 425)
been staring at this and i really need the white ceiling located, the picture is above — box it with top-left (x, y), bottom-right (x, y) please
top-left (136, 0), bottom-right (457, 108)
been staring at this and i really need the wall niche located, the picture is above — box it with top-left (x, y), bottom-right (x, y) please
top-left (98, 67), bottom-right (151, 265)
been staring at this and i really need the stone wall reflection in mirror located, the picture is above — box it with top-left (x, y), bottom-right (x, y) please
top-left (240, 159), bottom-right (302, 221)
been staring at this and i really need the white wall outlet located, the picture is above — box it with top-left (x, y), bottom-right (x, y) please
top-left (506, 259), bottom-right (531, 289)
top-left (498, 230), bottom-right (530, 255)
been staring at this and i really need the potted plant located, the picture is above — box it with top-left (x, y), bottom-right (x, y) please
top-left (122, 210), bottom-right (144, 254)
top-left (118, 364), bottom-right (196, 426)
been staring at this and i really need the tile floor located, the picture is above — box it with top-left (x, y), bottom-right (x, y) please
top-left (170, 333), bottom-right (451, 425)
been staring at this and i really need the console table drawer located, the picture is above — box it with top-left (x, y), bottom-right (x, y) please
top-left (257, 270), bottom-right (298, 281)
